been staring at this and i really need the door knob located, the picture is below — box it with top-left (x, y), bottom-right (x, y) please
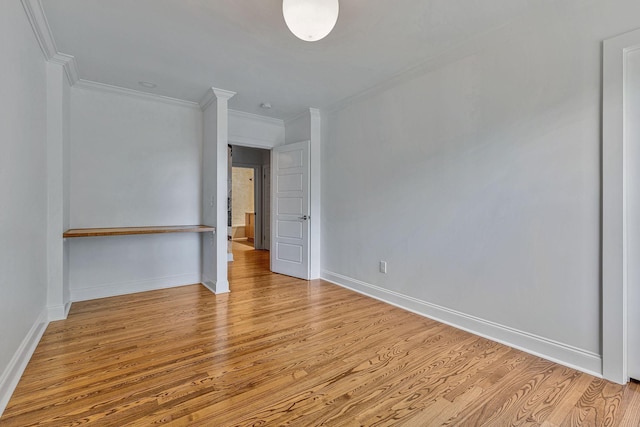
top-left (298, 215), bottom-right (310, 220)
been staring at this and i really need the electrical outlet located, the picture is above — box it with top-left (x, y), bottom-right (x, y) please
top-left (379, 261), bottom-right (387, 274)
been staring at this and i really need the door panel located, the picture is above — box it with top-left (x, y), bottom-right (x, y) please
top-left (277, 198), bottom-right (303, 215)
top-left (277, 221), bottom-right (303, 239)
top-left (271, 141), bottom-right (310, 279)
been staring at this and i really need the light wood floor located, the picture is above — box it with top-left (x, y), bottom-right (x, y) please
top-left (2, 242), bottom-right (640, 426)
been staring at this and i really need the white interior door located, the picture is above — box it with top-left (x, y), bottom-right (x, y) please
top-left (628, 48), bottom-right (640, 381)
top-left (271, 141), bottom-right (310, 279)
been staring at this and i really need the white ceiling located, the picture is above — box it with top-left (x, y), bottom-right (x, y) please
top-left (41, 0), bottom-right (532, 120)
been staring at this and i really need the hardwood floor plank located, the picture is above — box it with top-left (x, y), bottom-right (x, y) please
top-left (617, 381), bottom-right (640, 427)
top-left (1, 241), bottom-right (639, 426)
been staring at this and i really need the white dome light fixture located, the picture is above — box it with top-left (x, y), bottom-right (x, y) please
top-left (283, 0), bottom-right (339, 42)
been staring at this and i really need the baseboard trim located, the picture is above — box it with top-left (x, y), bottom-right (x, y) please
top-left (0, 308), bottom-right (48, 416)
top-left (321, 270), bottom-right (603, 378)
top-left (202, 280), bottom-right (216, 294)
top-left (202, 280), bottom-right (230, 295)
top-left (47, 301), bottom-right (71, 321)
top-left (70, 274), bottom-right (202, 302)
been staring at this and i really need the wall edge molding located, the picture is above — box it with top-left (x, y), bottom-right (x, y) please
top-left (70, 273), bottom-right (202, 302)
top-left (229, 135), bottom-right (278, 149)
top-left (0, 308), bottom-right (48, 417)
top-left (321, 270), bottom-right (603, 378)
top-left (74, 79), bottom-right (200, 109)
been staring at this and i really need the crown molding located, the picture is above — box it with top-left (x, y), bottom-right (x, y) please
top-left (199, 89), bottom-right (216, 111)
top-left (284, 110), bottom-right (307, 126)
top-left (74, 79), bottom-right (201, 109)
top-left (229, 109), bottom-right (284, 127)
top-left (199, 87), bottom-right (237, 111)
top-left (213, 88), bottom-right (236, 100)
top-left (21, 0), bottom-right (56, 59)
top-left (284, 107), bottom-right (320, 126)
top-left (50, 53), bottom-right (80, 85)
top-left (21, 0), bottom-right (80, 86)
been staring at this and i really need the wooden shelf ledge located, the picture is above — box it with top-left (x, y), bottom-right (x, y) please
top-left (63, 225), bottom-right (216, 238)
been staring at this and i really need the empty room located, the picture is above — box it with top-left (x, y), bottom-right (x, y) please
top-left (2, 0), bottom-right (640, 425)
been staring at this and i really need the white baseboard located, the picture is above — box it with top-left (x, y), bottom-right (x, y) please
top-left (0, 308), bottom-right (48, 417)
top-left (202, 280), bottom-right (230, 295)
top-left (70, 273), bottom-right (202, 302)
top-left (202, 280), bottom-right (216, 294)
top-left (321, 270), bottom-right (603, 378)
top-left (47, 301), bottom-right (71, 321)
top-left (215, 280), bottom-right (229, 294)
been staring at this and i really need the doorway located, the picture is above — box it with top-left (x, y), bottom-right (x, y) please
top-left (231, 166), bottom-right (256, 249)
top-left (229, 145), bottom-right (271, 265)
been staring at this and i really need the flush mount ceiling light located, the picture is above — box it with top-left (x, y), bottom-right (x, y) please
top-left (283, 0), bottom-right (339, 42)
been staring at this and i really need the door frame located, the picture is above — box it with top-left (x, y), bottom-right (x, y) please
top-left (602, 27), bottom-right (640, 384)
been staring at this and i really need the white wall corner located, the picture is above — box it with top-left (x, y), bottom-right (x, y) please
top-left (321, 270), bottom-right (604, 379)
top-left (309, 108), bottom-right (321, 280)
top-left (0, 308), bottom-right (48, 417)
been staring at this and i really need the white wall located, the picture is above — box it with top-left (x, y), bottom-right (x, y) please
top-left (285, 112), bottom-right (311, 145)
top-left (321, 1), bottom-right (640, 375)
top-left (68, 86), bottom-right (203, 300)
top-left (229, 110), bottom-right (284, 148)
top-left (0, 0), bottom-right (48, 411)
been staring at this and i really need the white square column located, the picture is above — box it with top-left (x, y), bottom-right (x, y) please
top-left (201, 88), bottom-right (235, 294)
